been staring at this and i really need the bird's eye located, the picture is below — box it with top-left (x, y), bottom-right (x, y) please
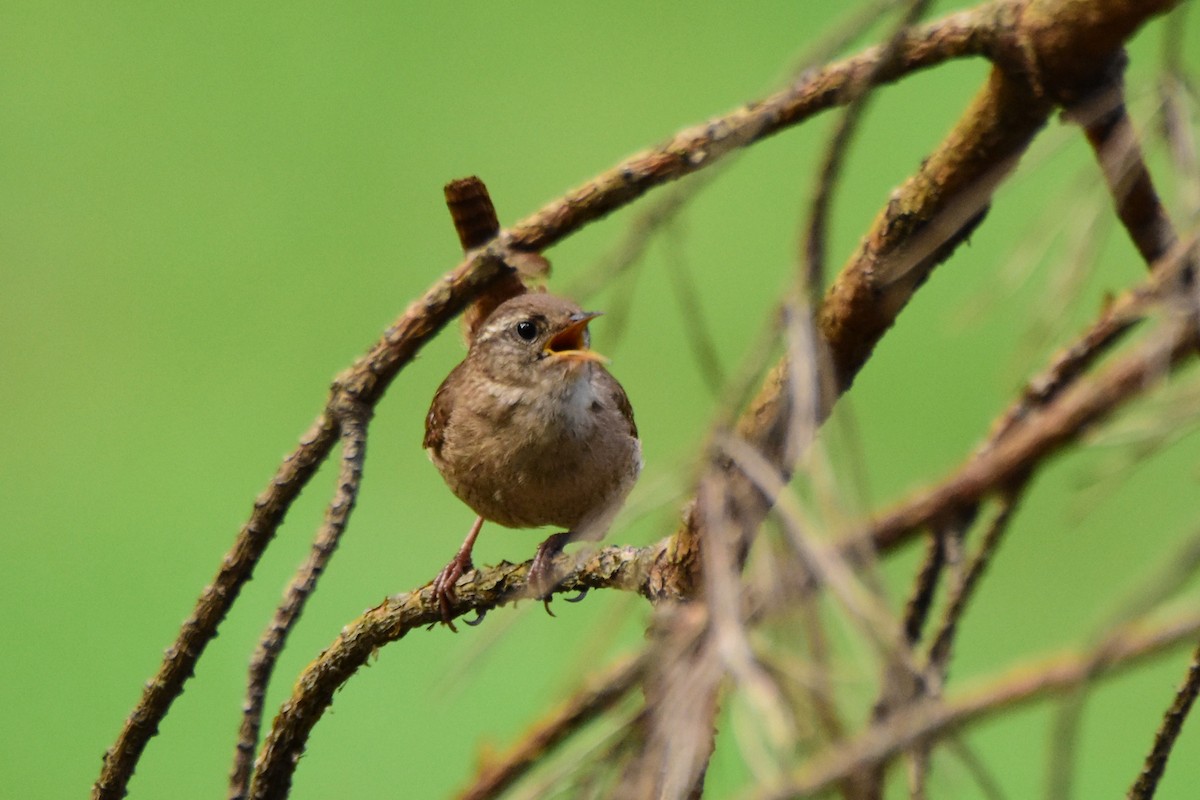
top-left (515, 320), bottom-right (537, 342)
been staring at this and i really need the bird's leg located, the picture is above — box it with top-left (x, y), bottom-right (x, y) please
top-left (528, 531), bottom-right (587, 614)
top-left (432, 515), bottom-right (485, 630)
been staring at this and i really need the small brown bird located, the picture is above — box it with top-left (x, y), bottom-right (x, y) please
top-left (425, 292), bottom-right (641, 622)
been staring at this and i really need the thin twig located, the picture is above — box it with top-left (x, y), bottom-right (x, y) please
top-left (984, 236), bottom-right (1197, 450)
top-left (718, 432), bottom-right (919, 681)
top-left (458, 653), bottom-right (647, 800)
top-left (802, 0), bottom-right (933, 307)
top-left (512, 706), bottom-right (648, 800)
top-left (1128, 638), bottom-right (1200, 799)
top-left (568, 169), bottom-right (722, 304)
top-left (947, 737), bottom-right (1010, 800)
top-left (863, 313), bottom-right (1199, 554)
top-left (1047, 524), bottom-right (1200, 799)
top-left (796, 588), bottom-right (848, 747)
top-left (662, 222), bottom-right (728, 395)
top-left (747, 609), bottom-right (1200, 800)
top-left (1157, 4), bottom-right (1200, 223)
top-left (927, 486), bottom-right (1026, 677)
top-left (93, 412), bottom-right (340, 800)
top-left (902, 524), bottom-right (950, 647)
top-left (228, 409), bottom-right (369, 799)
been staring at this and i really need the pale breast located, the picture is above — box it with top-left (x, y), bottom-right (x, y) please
top-left (431, 366), bottom-right (640, 532)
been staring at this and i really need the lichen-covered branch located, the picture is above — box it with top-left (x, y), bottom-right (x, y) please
top-left (247, 542), bottom-right (664, 800)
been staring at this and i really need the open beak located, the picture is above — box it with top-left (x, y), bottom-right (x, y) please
top-left (545, 312), bottom-right (608, 364)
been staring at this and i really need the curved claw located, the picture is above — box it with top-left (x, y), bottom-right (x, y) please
top-left (528, 531), bottom-right (572, 599)
top-left (541, 597), bottom-right (557, 617)
top-left (463, 608), bottom-right (488, 627)
top-left (563, 588), bottom-right (589, 603)
top-left (431, 516), bottom-right (485, 633)
top-left (431, 558), bottom-right (471, 634)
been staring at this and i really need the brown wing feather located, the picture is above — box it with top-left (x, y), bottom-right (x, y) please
top-left (597, 368), bottom-right (638, 439)
top-left (423, 361), bottom-right (467, 455)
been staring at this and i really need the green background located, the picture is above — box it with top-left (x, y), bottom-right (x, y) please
top-left (3, 2), bottom-right (1199, 797)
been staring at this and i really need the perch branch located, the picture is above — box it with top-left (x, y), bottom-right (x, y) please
top-left (247, 543), bottom-right (665, 800)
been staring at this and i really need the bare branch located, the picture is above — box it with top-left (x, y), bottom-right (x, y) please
top-left (93, 411), bottom-right (339, 800)
top-left (458, 653), bottom-right (646, 800)
top-left (1128, 639), bottom-right (1200, 799)
top-left (748, 609), bottom-right (1200, 800)
top-left (1073, 77), bottom-right (1180, 267)
top-left (864, 309), bottom-right (1198, 555)
top-left (228, 409), bottom-right (369, 800)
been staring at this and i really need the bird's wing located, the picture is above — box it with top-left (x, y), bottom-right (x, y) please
top-left (598, 368), bottom-right (638, 440)
top-left (423, 361), bottom-right (466, 455)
